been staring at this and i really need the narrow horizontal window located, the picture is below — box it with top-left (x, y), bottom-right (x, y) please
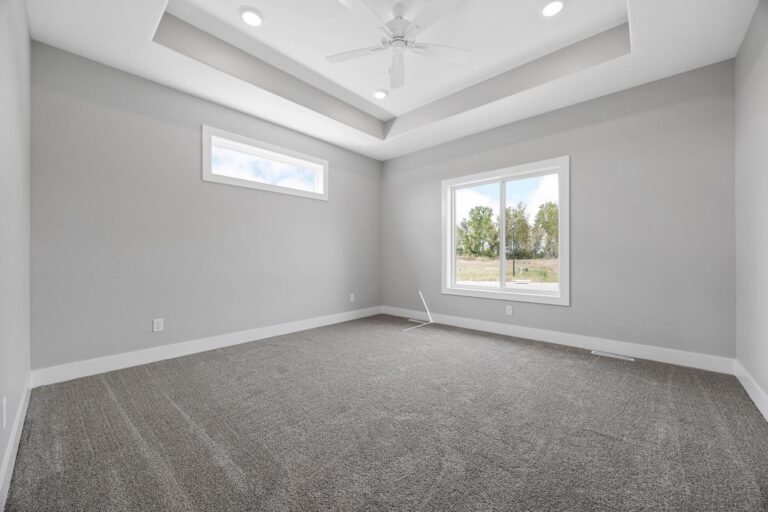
top-left (442, 156), bottom-right (570, 306)
top-left (202, 126), bottom-right (328, 200)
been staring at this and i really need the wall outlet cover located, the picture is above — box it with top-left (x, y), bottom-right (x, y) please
top-left (505, 306), bottom-right (514, 317)
top-left (153, 318), bottom-right (164, 332)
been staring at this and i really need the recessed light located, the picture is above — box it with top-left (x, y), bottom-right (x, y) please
top-left (240, 6), bottom-right (263, 27)
top-left (373, 89), bottom-right (388, 100)
top-left (542, 1), bottom-right (564, 17)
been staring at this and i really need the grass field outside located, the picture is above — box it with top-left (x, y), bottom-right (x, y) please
top-left (456, 257), bottom-right (559, 284)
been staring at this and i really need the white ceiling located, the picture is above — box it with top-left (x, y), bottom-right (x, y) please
top-left (26, 0), bottom-right (758, 160)
top-left (172, 0), bottom-right (629, 117)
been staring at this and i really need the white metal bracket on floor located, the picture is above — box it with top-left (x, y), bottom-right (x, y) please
top-left (402, 290), bottom-right (434, 332)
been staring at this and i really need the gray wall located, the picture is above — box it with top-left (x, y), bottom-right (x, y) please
top-left (0, 0), bottom-right (30, 495)
top-left (382, 61), bottom-right (736, 357)
top-left (31, 43), bottom-right (382, 369)
top-left (736, 0), bottom-right (768, 391)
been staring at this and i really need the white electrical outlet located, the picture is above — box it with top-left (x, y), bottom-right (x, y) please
top-left (505, 305), bottom-right (514, 317)
top-left (153, 318), bottom-right (164, 332)
top-left (2, 396), bottom-right (6, 431)
top-left (349, 293), bottom-right (355, 303)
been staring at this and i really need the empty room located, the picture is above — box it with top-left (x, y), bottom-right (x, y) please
top-left (2, 0), bottom-right (768, 510)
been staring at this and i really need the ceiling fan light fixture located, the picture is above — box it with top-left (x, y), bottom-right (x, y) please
top-left (239, 6), bottom-right (263, 27)
top-left (542, 1), bottom-right (564, 17)
top-left (373, 89), bottom-right (389, 100)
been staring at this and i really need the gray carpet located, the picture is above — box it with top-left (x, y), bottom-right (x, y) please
top-left (6, 315), bottom-right (768, 511)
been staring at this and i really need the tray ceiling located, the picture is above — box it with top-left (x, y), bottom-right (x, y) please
top-left (27, 0), bottom-right (759, 160)
top-left (169, 0), bottom-right (629, 117)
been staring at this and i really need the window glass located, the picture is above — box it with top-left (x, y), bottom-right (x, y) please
top-left (454, 182), bottom-right (501, 288)
top-left (505, 174), bottom-right (559, 292)
top-left (211, 139), bottom-right (320, 194)
top-left (202, 127), bottom-right (327, 200)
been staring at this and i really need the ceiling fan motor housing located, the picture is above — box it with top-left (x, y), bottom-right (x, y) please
top-left (390, 37), bottom-right (408, 49)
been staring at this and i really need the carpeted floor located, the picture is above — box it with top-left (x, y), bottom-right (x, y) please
top-left (6, 315), bottom-right (768, 511)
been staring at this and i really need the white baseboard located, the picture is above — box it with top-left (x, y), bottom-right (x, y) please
top-left (735, 360), bottom-right (768, 422)
top-left (0, 374), bottom-right (31, 511)
top-left (380, 306), bottom-right (735, 374)
top-left (31, 307), bottom-right (381, 388)
top-left (25, 304), bottom-right (758, 409)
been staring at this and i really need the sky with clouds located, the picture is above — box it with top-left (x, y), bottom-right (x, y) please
top-left (455, 174), bottom-right (558, 224)
top-left (212, 145), bottom-right (319, 193)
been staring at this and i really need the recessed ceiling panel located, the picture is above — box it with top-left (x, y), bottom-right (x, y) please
top-left (169, 0), bottom-right (629, 116)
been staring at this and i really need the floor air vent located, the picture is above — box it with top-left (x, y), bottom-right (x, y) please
top-left (591, 350), bottom-right (635, 362)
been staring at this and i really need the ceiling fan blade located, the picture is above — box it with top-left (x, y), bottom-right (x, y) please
top-left (412, 43), bottom-right (471, 64)
top-left (338, 0), bottom-right (392, 36)
top-left (390, 51), bottom-right (405, 89)
top-left (405, 0), bottom-right (465, 38)
top-left (326, 46), bottom-right (386, 64)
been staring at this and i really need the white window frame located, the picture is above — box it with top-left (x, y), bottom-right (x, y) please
top-left (202, 125), bottom-right (329, 201)
top-left (441, 156), bottom-right (570, 306)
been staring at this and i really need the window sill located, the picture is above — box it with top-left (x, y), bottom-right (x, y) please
top-left (442, 285), bottom-right (570, 306)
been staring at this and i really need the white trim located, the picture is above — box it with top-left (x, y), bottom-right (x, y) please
top-left (441, 156), bottom-right (570, 306)
top-left (23, 305), bottom-right (768, 422)
top-left (381, 306), bottom-right (734, 374)
top-left (735, 360), bottom-right (768, 422)
top-left (202, 125), bottom-right (329, 201)
top-left (31, 307), bottom-right (380, 388)
top-left (0, 374), bottom-right (31, 511)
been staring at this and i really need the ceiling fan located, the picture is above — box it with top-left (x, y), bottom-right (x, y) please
top-left (327, 0), bottom-right (471, 90)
